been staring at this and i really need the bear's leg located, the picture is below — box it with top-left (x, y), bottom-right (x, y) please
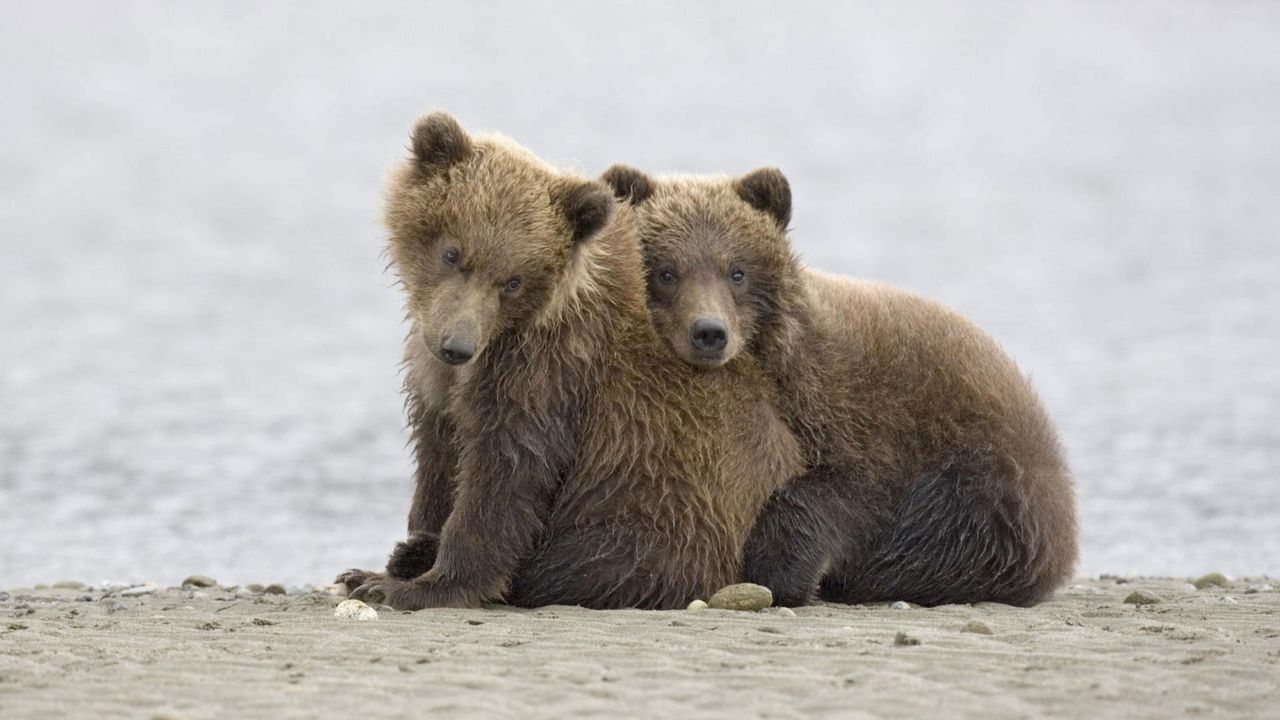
top-left (820, 461), bottom-right (1043, 607)
top-left (507, 526), bottom-right (681, 610)
top-left (742, 465), bottom-right (877, 607)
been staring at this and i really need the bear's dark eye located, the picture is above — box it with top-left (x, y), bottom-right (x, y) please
top-left (730, 268), bottom-right (746, 284)
top-left (443, 247), bottom-right (461, 267)
top-left (504, 276), bottom-right (522, 293)
top-left (658, 270), bottom-right (677, 284)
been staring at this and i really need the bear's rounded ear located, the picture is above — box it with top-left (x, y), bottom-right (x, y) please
top-left (734, 167), bottom-right (791, 229)
top-left (600, 164), bottom-right (654, 205)
top-left (556, 180), bottom-right (615, 244)
top-left (411, 111), bottom-right (472, 172)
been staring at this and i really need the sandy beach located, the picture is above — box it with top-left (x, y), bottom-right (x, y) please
top-left (2, 577), bottom-right (1276, 718)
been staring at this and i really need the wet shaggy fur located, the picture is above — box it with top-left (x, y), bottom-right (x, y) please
top-left (604, 165), bottom-right (1079, 607)
top-left (335, 114), bottom-right (802, 610)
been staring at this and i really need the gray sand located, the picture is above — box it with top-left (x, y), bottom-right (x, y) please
top-left (2, 578), bottom-right (1277, 718)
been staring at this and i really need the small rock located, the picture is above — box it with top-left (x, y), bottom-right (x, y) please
top-left (251, 617), bottom-right (277, 626)
top-left (182, 575), bottom-right (217, 589)
top-left (465, 619), bottom-right (484, 626)
top-left (891, 601), bottom-right (911, 610)
top-left (1123, 590), bottom-right (1161, 606)
top-left (263, 583), bottom-right (287, 595)
top-left (0, 591), bottom-right (10, 602)
top-left (707, 583), bottom-right (773, 612)
top-left (962, 620), bottom-right (994, 635)
top-left (246, 583), bottom-right (265, 593)
top-left (121, 583), bottom-right (157, 597)
top-left (234, 588), bottom-right (255, 599)
top-left (334, 599), bottom-right (378, 621)
top-left (894, 631), bottom-right (921, 646)
top-left (52, 580), bottom-right (85, 590)
top-left (1222, 596), bottom-right (1239, 605)
top-left (1245, 584), bottom-right (1273, 594)
top-left (1193, 573), bottom-right (1230, 590)
top-left (686, 599), bottom-right (708, 611)
top-left (1182, 583), bottom-right (1198, 592)
top-left (776, 607), bottom-right (797, 618)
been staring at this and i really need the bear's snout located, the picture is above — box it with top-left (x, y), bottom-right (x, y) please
top-left (690, 318), bottom-right (729, 354)
top-left (439, 336), bottom-right (477, 366)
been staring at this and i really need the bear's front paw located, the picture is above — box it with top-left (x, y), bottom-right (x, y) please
top-left (349, 576), bottom-right (475, 610)
top-left (334, 568), bottom-right (385, 594)
top-left (385, 533), bottom-right (440, 579)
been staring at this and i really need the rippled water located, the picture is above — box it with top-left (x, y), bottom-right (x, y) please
top-left (2, 1), bottom-right (1277, 587)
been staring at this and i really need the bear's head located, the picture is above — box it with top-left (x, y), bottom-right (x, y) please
top-left (385, 112), bottom-right (614, 367)
top-left (602, 164), bottom-right (801, 369)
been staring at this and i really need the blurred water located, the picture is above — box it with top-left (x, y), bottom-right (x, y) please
top-left (2, 1), bottom-right (1277, 587)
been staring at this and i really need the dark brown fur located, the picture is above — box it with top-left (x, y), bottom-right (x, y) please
top-left (604, 164), bottom-right (1079, 607)
top-left (335, 115), bottom-right (801, 610)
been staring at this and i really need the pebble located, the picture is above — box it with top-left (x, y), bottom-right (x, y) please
top-left (121, 583), bottom-right (158, 597)
top-left (0, 591), bottom-right (9, 602)
top-left (1182, 583), bottom-right (1198, 592)
top-left (707, 583), bottom-right (773, 612)
top-left (776, 607), bottom-right (797, 618)
top-left (246, 584), bottom-right (265, 593)
top-left (962, 620), bottom-right (994, 635)
top-left (1193, 573), bottom-right (1230, 590)
top-left (1123, 590), bottom-right (1161, 606)
top-left (334, 599), bottom-right (378, 621)
top-left (52, 580), bottom-right (85, 590)
top-left (182, 575), bottom-right (218, 589)
top-left (894, 631), bottom-right (921, 646)
top-left (263, 583), bottom-right (287, 595)
top-left (686, 599), bottom-right (708, 611)
top-left (890, 601), bottom-right (911, 610)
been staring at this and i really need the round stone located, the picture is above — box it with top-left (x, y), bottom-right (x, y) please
top-left (707, 583), bottom-right (773, 612)
top-left (334, 599), bottom-right (378, 621)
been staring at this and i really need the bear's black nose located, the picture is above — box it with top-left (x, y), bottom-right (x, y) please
top-left (690, 319), bottom-right (729, 353)
top-left (440, 337), bottom-right (476, 365)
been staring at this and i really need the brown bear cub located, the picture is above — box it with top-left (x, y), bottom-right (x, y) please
top-left (335, 114), bottom-right (801, 610)
top-left (602, 165), bottom-right (1078, 607)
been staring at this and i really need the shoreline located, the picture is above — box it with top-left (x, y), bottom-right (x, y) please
top-left (2, 576), bottom-right (1276, 718)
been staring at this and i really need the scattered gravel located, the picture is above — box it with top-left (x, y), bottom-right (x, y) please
top-left (962, 620), bottom-right (994, 635)
top-left (1124, 590), bottom-right (1162, 606)
top-left (1193, 573), bottom-right (1230, 590)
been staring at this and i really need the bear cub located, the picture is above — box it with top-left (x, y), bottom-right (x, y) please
top-left (603, 164), bottom-right (1078, 607)
top-left (336, 114), bottom-right (801, 610)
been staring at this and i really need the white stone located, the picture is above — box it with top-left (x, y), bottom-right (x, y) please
top-left (121, 583), bottom-right (158, 597)
top-left (334, 599), bottom-right (378, 621)
top-left (891, 601), bottom-right (911, 610)
top-left (686, 599), bottom-right (708, 611)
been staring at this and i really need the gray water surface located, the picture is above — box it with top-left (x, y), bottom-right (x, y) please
top-left (2, 1), bottom-right (1277, 587)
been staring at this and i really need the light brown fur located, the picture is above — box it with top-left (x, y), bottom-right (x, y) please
top-left (605, 165), bottom-right (1078, 607)
top-left (337, 115), bottom-right (801, 609)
